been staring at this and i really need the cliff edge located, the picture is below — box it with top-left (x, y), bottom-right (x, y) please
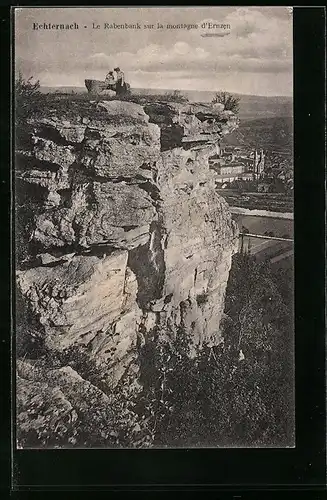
top-left (15, 97), bottom-right (239, 447)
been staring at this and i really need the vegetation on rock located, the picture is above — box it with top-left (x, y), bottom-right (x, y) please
top-left (212, 91), bottom-right (240, 114)
top-left (17, 250), bottom-right (294, 448)
top-left (15, 74), bottom-right (43, 126)
top-left (163, 89), bottom-right (189, 103)
top-left (136, 253), bottom-right (294, 448)
top-left (15, 79), bottom-right (293, 449)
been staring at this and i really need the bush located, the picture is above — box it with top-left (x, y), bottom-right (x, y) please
top-left (212, 91), bottom-right (240, 113)
top-left (163, 89), bottom-right (189, 103)
top-left (15, 73), bottom-right (41, 99)
top-left (196, 292), bottom-right (208, 306)
top-left (15, 73), bottom-right (43, 125)
top-left (137, 253), bottom-right (294, 447)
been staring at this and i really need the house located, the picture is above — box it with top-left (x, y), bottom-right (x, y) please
top-left (220, 163), bottom-right (246, 175)
top-left (221, 151), bottom-right (235, 161)
top-left (214, 163), bottom-right (253, 184)
top-left (209, 153), bottom-right (220, 161)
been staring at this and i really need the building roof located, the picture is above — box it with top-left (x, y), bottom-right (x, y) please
top-left (221, 163), bottom-right (245, 168)
top-left (215, 173), bottom-right (253, 180)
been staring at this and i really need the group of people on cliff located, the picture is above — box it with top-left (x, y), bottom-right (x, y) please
top-left (105, 67), bottom-right (127, 95)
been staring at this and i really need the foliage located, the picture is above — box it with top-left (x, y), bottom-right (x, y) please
top-left (196, 292), bottom-right (209, 306)
top-left (16, 241), bottom-right (294, 449)
top-left (15, 73), bottom-right (43, 125)
top-left (15, 73), bottom-right (41, 99)
top-left (163, 89), bottom-right (189, 103)
top-left (212, 91), bottom-right (240, 113)
top-left (228, 179), bottom-right (258, 192)
top-left (137, 253), bottom-right (294, 447)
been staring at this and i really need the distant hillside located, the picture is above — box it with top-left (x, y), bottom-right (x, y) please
top-left (132, 88), bottom-right (292, 121)
top-left (221, 116), bottom-right (293, 151)
top-left (40, 86), bottom-right (292, 122)
top-left (40, 86), bottom-right (86, 94)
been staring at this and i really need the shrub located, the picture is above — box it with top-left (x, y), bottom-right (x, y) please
top-left (163, 89), bottom-right (189, 103)
top-left (15, 73), bottom-right (43, 125)
top-left (196, 292), bottom-right (209, 306)
top-left (15, 73), bottom-right (41, 99)
top-left (137, 253), bottom-right (294, 447)
top-left (212, 91), bottom-right (240, 113)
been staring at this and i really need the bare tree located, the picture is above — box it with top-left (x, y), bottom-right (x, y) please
top-left (15, 73), bottom-right (42, 125)
top-left (15, 73), bottom-right (41, 99)
top-left (212, 91), bottom-right (240, 113)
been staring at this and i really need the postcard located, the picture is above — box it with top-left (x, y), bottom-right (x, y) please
top-left (14, 6), bottom-right (294, 449)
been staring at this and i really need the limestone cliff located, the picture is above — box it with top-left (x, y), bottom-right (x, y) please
top-left (15, 98), bottom-right (239, 447)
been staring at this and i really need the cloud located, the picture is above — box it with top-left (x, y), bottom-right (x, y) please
top-left (78, 8), bottom-right (292, 76)
top-left (224, 8), bottom-right (267, 38)
top-left (85, 42), bottom-right (211, 71)
top-left (81, 41), bottom-right (291, 76)
top-left (223, 7), bottom-right (292, 57)
top-left (15, 7), bottom-right (293, 94)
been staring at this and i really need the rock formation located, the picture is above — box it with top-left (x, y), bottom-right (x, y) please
top-left (15, 97), bottom-right (239, 447)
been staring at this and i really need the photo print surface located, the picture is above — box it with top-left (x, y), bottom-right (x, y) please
top-left (14, 6), bottom-right (294, 449)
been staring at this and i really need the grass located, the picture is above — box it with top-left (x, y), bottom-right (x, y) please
top-left (24, 93), bottom-right (145, 124)
top-left (21, 91), bottom-right (190, 125)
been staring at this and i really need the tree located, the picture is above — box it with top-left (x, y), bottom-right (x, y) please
top-left (15, 72), bottom-right (41, 98)
top-left (15, 73), bottom-right (43, 126)
top-left (212, 91), bottom-right (240, 113)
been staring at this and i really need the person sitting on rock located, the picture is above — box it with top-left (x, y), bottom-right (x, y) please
top-left (105, 70), bottom-right (116, 90)
top-left (113, 67), bottom-right (126, 95)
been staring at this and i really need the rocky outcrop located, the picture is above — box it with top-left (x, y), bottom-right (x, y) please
top-left (16, 98), bottom-right (239, 447)
top-left (16, 359), bottom-right (143, 447)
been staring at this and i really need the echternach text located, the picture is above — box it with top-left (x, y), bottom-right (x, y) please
top-left (33, 22), bottom-right (79, 30)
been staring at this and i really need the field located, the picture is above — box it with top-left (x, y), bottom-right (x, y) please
top-left (217, 190), bottom-right (293, 213)
top-left (232, 214), bottom-right (293, 238)
top-left (232, 214), bottom-right (293, 268)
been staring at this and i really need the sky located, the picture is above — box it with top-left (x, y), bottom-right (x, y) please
top-left (15, 7), bottom-right (293, 96)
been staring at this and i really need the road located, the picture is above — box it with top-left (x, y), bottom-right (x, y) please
top-left (239, 234), bottom-right (293, 263)
top-left (234, 213), bottom-right (294, 268)
top-left (230, 206), bottom-right (293, 220)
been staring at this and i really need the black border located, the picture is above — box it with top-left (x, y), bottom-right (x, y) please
top-left (1, 3), bottom-right (12, 498)
top-left (2, 5), bottom-right (326, 495)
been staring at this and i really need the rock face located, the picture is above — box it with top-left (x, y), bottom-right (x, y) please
top-left (16, 98), bottom-right (239, 446)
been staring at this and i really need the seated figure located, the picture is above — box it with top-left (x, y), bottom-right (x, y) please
top-left (105, 71), bottom-right (116, 90)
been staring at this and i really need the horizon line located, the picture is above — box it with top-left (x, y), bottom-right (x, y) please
top-left (41, 85), bottom-right (292, 99)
